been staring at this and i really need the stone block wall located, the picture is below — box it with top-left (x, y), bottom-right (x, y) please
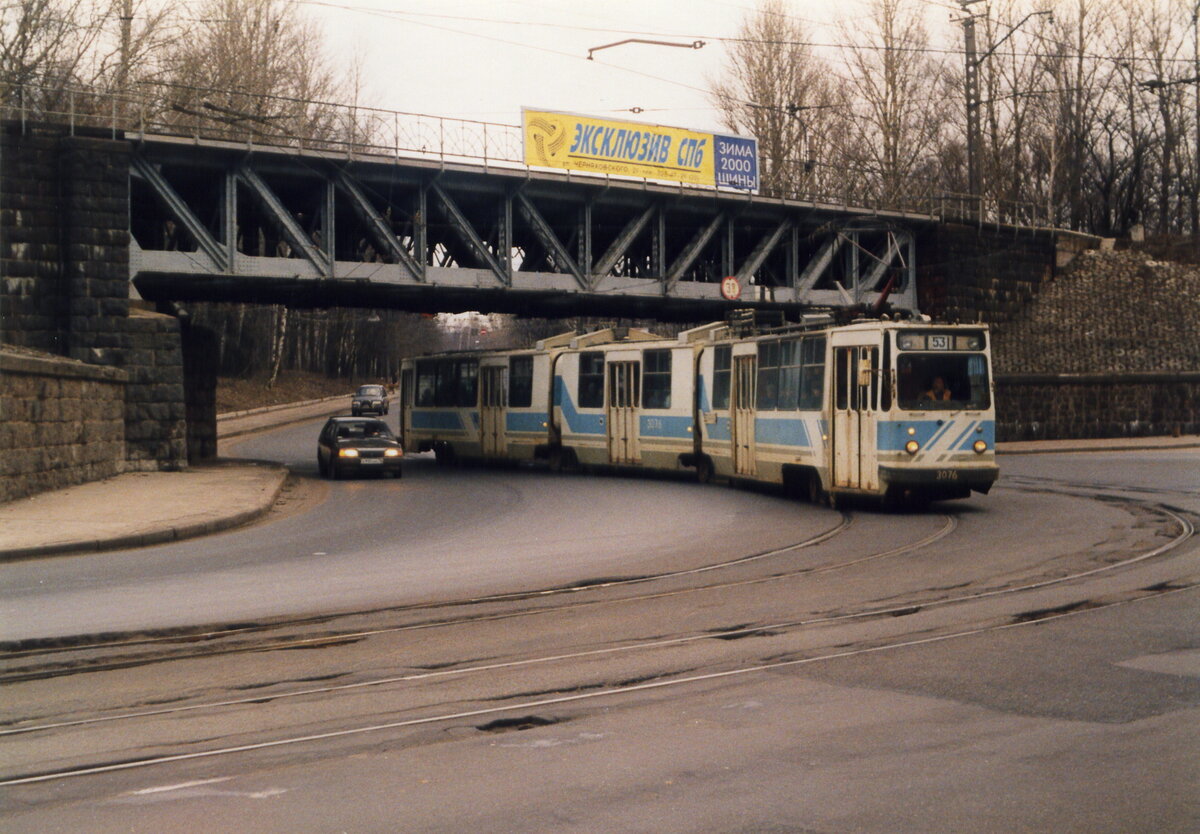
top-left (916, 223), bottom-right (1058, 324)
top-left (996, 374), bottom-right (1200, 441)
top-left (1, 123), bottom-right (190, 493)
top-left (123, 309), bottom-right (187, 470)
top-left (1, 349), bottom-right (127, 502)
top-left (1, 126), bottom-right (70, 352)
top-left (990, 251), bottom-right (1200, 440)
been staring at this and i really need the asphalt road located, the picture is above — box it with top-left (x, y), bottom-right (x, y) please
top-left (1, 419), bottom-right (1197, 833)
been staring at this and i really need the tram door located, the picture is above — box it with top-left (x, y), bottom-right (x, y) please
top-left (732, 355), bottom-right (757, 476)
top-left (479, 365), bottom-right (507, 457)
top-left (832, 344), bottom-right (880, 491)
top-left (607, 361), bottom-right (640, 464)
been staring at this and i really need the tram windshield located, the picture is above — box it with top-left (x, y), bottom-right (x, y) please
top-left (897, 353), bottom-right (990, 410)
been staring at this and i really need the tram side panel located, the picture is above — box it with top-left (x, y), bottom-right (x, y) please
top-left (552, 342), bottom-right (697, 471)
top-left (696, 335), bottom-right (830, 492)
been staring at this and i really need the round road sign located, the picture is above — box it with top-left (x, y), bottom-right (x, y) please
top-left (721, 276), bottom-right (741, 300)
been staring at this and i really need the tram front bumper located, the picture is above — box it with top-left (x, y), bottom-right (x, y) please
top-left (879, 464), bottom-right (999, 497)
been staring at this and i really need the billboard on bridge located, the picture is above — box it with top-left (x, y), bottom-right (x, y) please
top-left (523, 108), bottom-right (758, 192)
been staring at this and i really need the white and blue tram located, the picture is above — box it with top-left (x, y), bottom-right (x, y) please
top-left (399, 316), bottom-right (998, 504)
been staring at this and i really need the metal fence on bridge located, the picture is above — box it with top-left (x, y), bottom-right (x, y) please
top-left (2, 81), bottom-right (1048, 231)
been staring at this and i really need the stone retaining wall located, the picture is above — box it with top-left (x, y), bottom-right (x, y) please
top-left (1, 350), bottom-right (127, 503)
top-left (990, 250), bottom-right (1200, 440)
top-left (996, 373), bottom-right (1200, 441)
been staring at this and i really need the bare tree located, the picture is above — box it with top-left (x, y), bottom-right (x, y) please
top-left (151, 0), bottom-right (343, 144)
top-left (710, 0), bottom-right (841, 198)
top-left (836, 0), bottom-right (951, 206)
top-left (1, 0), bottom-right (105, 105)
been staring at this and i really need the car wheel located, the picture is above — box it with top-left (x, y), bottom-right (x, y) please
top-left (317, 456), bottom-right (327, 478)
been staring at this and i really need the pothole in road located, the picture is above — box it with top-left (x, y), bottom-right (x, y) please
top-left (476, 715), bottom-right (563, 734)
top-left (1010, 599), bottom-right (1103, 623)
top-left (706, 624), bottom-right (783, 641)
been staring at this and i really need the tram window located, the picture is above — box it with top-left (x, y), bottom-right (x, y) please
top-left (868, 347), bottom-right (880, 411)
top-left (757, 341), bottom-right (780, 410)
top-left (712, 346), bottom-right (732, 410)
top-left (457, 360), bottom-right (479, 407)
top-left (422, 362), bottom-right (439, 405)
top-left (897, 353), bottom-right (991, 410)
top-left (778, 339), bottom-right (801, 410)
top-left (835, 349), bottom-right (849, 410)
top-left (881, 336), bottom-right (892, 411)
top-left (578, 352), bottom-right (605, 408)
top-left (798, 337), bottom-right (825, 410)
top-left (643, 349), bottom-right (672, 410)
top-left (509, 356), bottom-right (533, 408)
top-left (434, 359), bottom-right (457, 407)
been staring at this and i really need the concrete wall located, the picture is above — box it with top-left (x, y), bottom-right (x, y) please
top-left (0, 349), bottom-right (127, 503)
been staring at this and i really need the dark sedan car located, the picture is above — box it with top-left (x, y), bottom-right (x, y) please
top-left (317, 416), bottom-right (403, 479)
top-left (351, 384), bottom-right (389, 416)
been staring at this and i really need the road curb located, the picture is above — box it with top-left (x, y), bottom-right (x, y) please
top-left (997, 440), bottom-right (1200, 455)
top-left (217, 394), bottom-right (347, 421)
top-left (0, 466), bottom-right (289, 562)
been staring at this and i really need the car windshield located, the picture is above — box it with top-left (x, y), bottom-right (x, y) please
top-left (335, 420), bottom-right (392, 440)
top-left (357, 386), bottom-right (385, 397)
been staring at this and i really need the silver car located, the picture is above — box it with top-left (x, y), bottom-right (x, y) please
top-left (351, 384), bottom-right (389, 416)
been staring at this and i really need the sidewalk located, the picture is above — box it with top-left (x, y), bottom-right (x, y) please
top-left (0, 397), bottom-right (347, 562)
top-left (1, 406), bottom-right (1195, 560)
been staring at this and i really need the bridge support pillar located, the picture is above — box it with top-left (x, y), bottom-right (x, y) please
top-left (1, 123), bottom-right (190, 487)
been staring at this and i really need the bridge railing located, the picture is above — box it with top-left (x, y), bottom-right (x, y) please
top-left (1, 81), bottom-right (1048, 229)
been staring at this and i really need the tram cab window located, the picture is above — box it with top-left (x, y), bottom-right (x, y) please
top-left (643, 349), bottom-right (672, 409)
top-left (897, 354), bottom-right (990, 410)
top-left (712, 346), bottom-right (732, 410)
top-left (578, 352), bottom-right (605, 408)
top-left (509, 356), bottom-right (533, 408)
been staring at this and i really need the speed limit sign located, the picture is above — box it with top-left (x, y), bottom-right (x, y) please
top-left (720, 275), bottom-right (741, 300)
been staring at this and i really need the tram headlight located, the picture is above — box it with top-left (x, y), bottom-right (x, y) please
top-left (973, 439), bottom-right (988, 454)
top-left (905, 440), bottom-right (920, 455)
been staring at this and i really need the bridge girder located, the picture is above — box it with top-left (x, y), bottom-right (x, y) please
top-left (128, 135), bottom-right (922, 321)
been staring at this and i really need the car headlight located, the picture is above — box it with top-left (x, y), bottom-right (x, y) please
top-left (905, 440), bottom-right (920, 455)
top-left (973, 439), bottom-right (988, 454)
top-left (384, 448), bottom-right (401, 457)
top-left (339, 448), bottom-right (359, 458)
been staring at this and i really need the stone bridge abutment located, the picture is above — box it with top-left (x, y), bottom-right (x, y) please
top-left (2, 125), bottom-right (217, 501)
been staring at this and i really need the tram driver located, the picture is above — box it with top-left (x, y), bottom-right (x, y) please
top-left (921, 376), bottom-right (953, 402)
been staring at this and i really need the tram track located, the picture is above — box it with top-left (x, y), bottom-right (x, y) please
top-left (2, 497), bottom-right (1193, 741)
top-left (2, 480), bottom-right (1196, 794)
top-left (0, 488), bottom-right (1190, 686)
top-left (2, 578), bottom-right (1196, 789)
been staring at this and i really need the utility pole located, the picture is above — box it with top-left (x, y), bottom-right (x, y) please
top-left (117, 0), bottom-right (133, 110)
top-left (958, 3), bottom-right (1052, 200)
top-left (958, 1), bottom-right (985, 198)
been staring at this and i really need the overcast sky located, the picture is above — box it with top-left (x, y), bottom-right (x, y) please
top-left (298, 0), bottom-right (956, 133)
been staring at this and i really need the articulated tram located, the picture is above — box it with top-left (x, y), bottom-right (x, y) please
top-left (398, 316), bottom-right (998, 506)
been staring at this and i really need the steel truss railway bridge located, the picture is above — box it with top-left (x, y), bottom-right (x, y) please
top-left (130, 133), bottom-right (940, 321)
